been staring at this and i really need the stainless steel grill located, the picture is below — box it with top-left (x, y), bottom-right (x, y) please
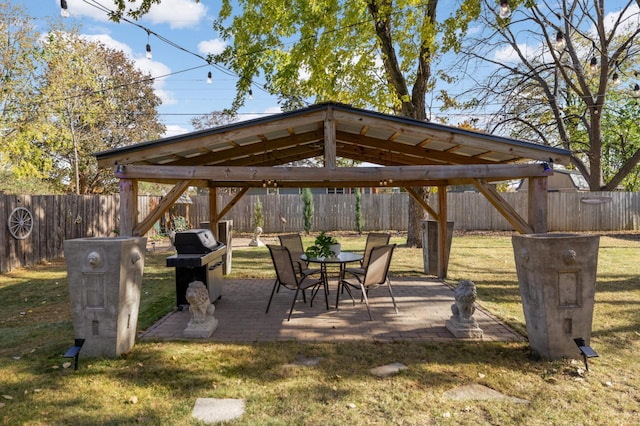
top-left (166, 229), bottom-right (226, 309)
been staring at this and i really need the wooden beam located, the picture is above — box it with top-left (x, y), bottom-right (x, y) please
top-left (472, 179), bottom-right (534, 234)
top-left (324, 106), bottom-right (336, 168)
top-left (213, 188), bottom-right (250, 223)
top-left (117, 163), bottom-right (552, 184)
top-left (437, 185), bottom-right (448, 279)
top-left (528, 176), bottom-right (548, 233)
top-left (119, 179), bottom-right (137, 236)
top-left (133, 180), bottom-right (193, 236)
top-left (96, 109), bottom-right (326, 168)
top-left (404, 187), bottom-right (439, 221)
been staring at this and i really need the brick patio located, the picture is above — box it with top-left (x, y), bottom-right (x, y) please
top-left (140, 277), bottom-right (523, 343)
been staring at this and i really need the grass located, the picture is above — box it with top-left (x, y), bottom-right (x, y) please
top-left (0, 231), bottom-right (639, 425)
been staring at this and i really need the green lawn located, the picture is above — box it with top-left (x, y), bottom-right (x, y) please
top-left (0, 232), bottom-right (638, 425)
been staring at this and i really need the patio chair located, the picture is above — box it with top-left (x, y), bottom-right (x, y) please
top-left (278, 233), bottom-right (321, 277)
top-left (266, 244), bottom-right (329, 321)
top-left (339, 244), bottom-right (398, 321)
top-left (342, 232), bottom-right (391, 279)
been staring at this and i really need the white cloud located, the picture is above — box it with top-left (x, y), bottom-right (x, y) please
top-left (134, 59), bottom-right (176, 105)
top-left (81, 34), bottom-right (133, 56)
top-left (63, 0), bottom-right (207, 29)
top-left (64, 0), bottom-right (112, 21)
top-left (164, 124), bottom-right (191, 137)
top-left (198, 39), bottom-right (226, 56)
top-left (492, 42), bottom-right (534, 64)
top-left (144, 0), bottom-right (208, 29)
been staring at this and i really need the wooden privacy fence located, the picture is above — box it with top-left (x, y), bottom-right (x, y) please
top-left (1, 192), bottom-right (638, 273)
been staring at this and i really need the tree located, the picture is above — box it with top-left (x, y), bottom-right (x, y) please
top-left (449, 0), bottom-right (640, 191)
top-left (110, 0), bottom-right (481, 247)
top-left (301, 187), bottom-right (314, 234)
top-left (354, 187), bottom-right (364, 234)
top-left (0, 3), bottom-right (39, 162)
top-left (9, 27), bottom-right (164, 194)
top-left (190, 110), bottom-right (237, 130)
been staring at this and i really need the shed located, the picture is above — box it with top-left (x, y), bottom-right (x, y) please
top-left (94, 102), bottom-right (571, 277)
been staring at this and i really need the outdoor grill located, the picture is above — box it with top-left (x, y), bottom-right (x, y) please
top-left (166, 229), bottom-right (226, 309)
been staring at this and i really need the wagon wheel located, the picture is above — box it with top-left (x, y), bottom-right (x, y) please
top-left (8, 207), bottom-right (34, 240)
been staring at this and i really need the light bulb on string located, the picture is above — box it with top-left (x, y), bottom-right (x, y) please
top-left (207, 71), bottom-right (212, 84)
top-left (145, 43), bottom-right (152, 59)
top-left (555, 31), bottom-right (565, 50)
top-left (249, 88), bottom-right (253, 100)
top-left (612, 72), bottom-right (620, 86)
top-left (498, 1), bottom-right (511, 19)
top-left (634, 83), bottom-right (640, 98)
top-left (589, 56), bottom-right (597, 75)
top-left (60, 0), bottom-right (69, 17)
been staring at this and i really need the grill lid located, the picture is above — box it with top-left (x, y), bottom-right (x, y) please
top-left (173, 229), bottom-right (221, 254)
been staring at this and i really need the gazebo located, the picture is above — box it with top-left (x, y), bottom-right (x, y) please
top-left (94, 102), bottom-right (571, 278)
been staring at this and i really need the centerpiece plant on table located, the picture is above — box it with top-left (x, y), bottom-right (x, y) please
top-left (305, 231), bottom-right (340, 259)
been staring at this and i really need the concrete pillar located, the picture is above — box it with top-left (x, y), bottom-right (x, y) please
top-left (512, 233), bottom-right (600, 360)
top-left (64, 237), bottom-right (147, 358)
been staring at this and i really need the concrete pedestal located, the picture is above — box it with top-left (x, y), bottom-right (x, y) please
top-left (512, 233), bottom-right (599, 360)
top-left (64, 237), bottom-right (147, 358)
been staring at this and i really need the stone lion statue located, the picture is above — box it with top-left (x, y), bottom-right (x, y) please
top-left (451, 279), bottom-right (477, 323)
top-left (186, 281), bottom-right (215, 324)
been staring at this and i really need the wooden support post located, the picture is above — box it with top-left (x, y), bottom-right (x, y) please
top-left (119, 179), bottom-right (137, 236)
top-left (437, 185), bottom-right (448, 279)
top-left (209, 187), bottom-right (218, 238)
top-left (323, 106), bottom-right (336, 169)
top-left (528, 176), bottom-right (548, 234)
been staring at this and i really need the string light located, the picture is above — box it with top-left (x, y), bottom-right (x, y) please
top-left (248, 88), bottom-right (253, 100)
top-left (611, 72), bottom-right (619, 86)
top-left (634, 83), bottom-right (640, 98)
top-left (207, 71), bottom-right (212, 84)
top-left (589, 56), bottom-right (597, 75)
top-left (555, 31), bottom-right (565, 50)
top-left (498, 1), bottom-right (511, 19)
top-left (60, 0), bottom-right (69, 18)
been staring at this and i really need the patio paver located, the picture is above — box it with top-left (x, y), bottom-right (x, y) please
top-left (140, 277), bottom-right (523, 343)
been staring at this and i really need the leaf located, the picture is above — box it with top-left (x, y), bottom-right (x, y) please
top-left (2, 395), bottom-right (13, 400)
top-left (127, 395), bottom-right (139, 404)
top-left (62, 362), bottom-right (72, 369)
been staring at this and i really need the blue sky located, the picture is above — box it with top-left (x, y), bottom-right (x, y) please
top-left (14, 0), bottom-right (639, 140)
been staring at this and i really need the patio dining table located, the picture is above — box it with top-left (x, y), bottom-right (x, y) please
top-left (302, 252), bottom-right (363, 308)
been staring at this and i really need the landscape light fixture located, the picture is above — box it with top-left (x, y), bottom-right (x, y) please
top-left (574, 338), bottom-right (598, 371)
top-left (498, 1), bottom-right (511, 18)
top-left (555, 31), bottom-right (565, 50)
top-left (60, 0), bottom-right (69, 17)
top-left (207, 71), bottom-right (212, 84)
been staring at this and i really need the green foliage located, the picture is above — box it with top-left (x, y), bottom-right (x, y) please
top-left (354, 187), bottom-right (363, 234)
top-left (304, 231), bottom-right (338, 258)
top-left (253, 198), bottom-right (264, 228)
top-left (2, 22), bottom-right (164, 194)
top-left (301, 187), bottom-right (314, 234)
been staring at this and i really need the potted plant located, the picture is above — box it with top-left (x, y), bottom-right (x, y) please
top-left (305, 231), bottom-right (340, 259)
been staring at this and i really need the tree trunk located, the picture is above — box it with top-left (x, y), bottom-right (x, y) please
top-left (406, 186), bottom-right (429, 247)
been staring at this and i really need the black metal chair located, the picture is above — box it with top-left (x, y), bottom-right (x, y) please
top-left (342, 232), bottom-right (391, 279)
top-left (266, 244), bottom-right (329, 321)
top-left (278, 233), bottom-right (321, 277)
top-left (339, 244), bottom-right (398, 320)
